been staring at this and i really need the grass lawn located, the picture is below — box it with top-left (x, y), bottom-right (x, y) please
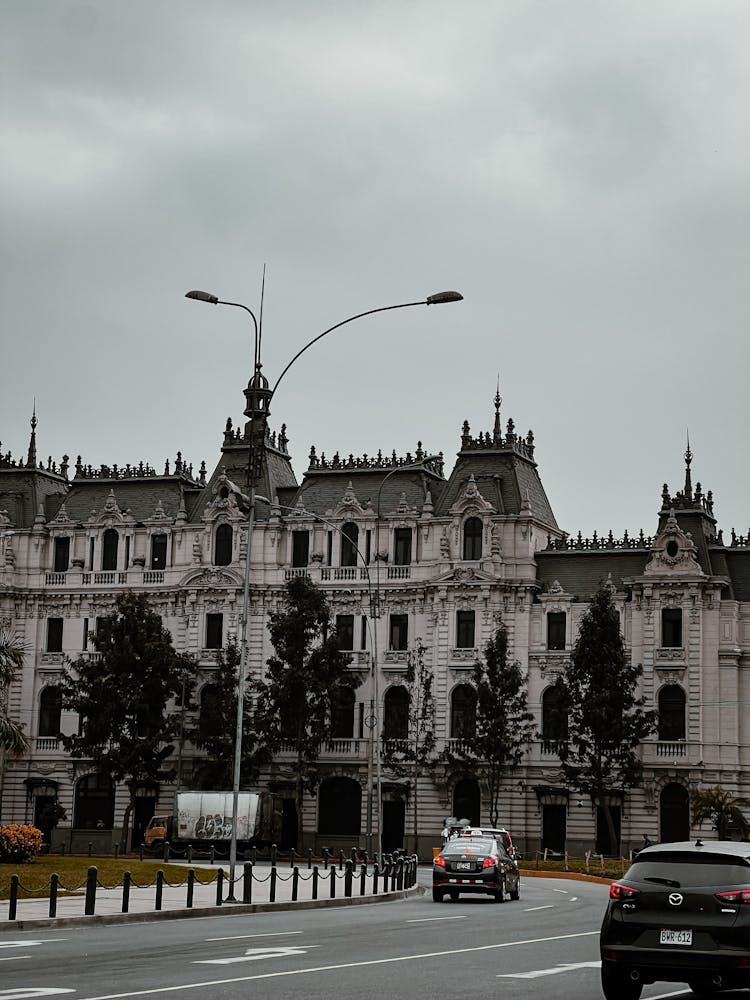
top-left (0, 856), bottom-right (219, 900)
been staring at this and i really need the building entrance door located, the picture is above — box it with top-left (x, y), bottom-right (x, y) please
top-left (382, 800), bottom-right (405, 853)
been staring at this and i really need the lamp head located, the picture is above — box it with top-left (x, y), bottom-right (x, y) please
top-left (426, 290), bottom-right (463, 304)
top-left (185, 289), bottom-right (219, 304)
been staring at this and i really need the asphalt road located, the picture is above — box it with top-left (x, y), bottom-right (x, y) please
top-left (0, 873), bottom-right (709, 1000)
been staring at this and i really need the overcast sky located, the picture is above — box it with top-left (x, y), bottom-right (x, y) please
top-left (2, 1), bottom-right (748, 539)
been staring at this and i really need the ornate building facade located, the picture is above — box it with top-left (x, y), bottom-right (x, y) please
top-left (1, 389), bottom-right (748, 858)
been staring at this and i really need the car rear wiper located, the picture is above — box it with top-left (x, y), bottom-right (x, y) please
top-left (643, 876), bottom-right (681, 887)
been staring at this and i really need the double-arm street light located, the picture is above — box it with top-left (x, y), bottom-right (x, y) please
top-left (185, 286), bottom-right (462, 897)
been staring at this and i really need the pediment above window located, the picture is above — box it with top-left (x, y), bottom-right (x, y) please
top-left (645, 510), bottom-right (704, 577)
top-left (448, 475), bottom-right (494, 516)
top-left (327, 481), bottom-right (368, 519)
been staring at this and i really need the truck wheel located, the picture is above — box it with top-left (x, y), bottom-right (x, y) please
top-left (149, 840), bottom-right (164, 852)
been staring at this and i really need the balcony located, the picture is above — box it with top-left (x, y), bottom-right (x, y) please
top-left (35, 736), bottom-right (62, 752)
top-left (450, 648), bottom-right (478, 669)
top-left (44, 572), bottom-right (68, 585)
top-left (320, 567), bottom-right (370, 582)
top-left (345, 650), bottom-right (371, 669)
top-left (383, 650), bottom-right (408, 669)
top-left (142, 570), bottom-right (164, 584)
top-left (277, 738), bottom-right (368, 760)
top-left (641, 739), bottom-right (699, 766)
top-left (387, 566), bottom-right (411, 580)
top-left (284, 568), bottom-right (310, 581)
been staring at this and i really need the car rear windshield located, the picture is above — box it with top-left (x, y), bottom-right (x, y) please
top-left (626, 854), bottom-right (750, 888)
top-left (443, 839), bottom-right (493, 856)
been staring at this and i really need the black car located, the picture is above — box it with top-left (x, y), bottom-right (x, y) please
top-left (599, 839), bottom-right (750, 999)
top-left (433, 836), bottom-right (521, 903)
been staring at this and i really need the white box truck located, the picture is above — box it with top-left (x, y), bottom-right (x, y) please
top-left (144, 791), bottom-right (269, 850)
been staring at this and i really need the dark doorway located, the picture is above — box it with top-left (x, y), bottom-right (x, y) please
top-left (280, 799), bottom-right (298, 851)
top-left (318, 777), bottom-right (361, 835)
top-left (453, 778), bottom-right (480, 826)
top-left (660, 783), bottom-right (690, 843)
top-left (34, 795), bottom-right (57, 844)
top-left (74, 772), bottom-right (115, 830)
top-left (382, 800), bottom-right (405, 853)
top-left (132, 797), bottom-right (157, 850)
top-left (542, 804), bottom-right (567, 853)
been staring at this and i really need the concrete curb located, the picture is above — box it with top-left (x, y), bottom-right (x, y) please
top-left (0, 884), bottom-right (423, 933)
top-left (518, 869), bottom-right (613, 885)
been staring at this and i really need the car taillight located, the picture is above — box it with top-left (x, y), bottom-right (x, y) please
top-left (715, 889), bottom-right (750, 904)
top-left (434, 855), bottom-right (446, 868)
top-left (482, 856), bottom-right (495, 869)
top-left (609, 882), bottom-right (641, 901)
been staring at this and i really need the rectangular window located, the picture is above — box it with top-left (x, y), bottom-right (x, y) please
top-left (326, 531), bottom-right (333, 566)
top-left (124, 535), bottom-right (131, 568)
top-left (292, 531), bottom-right (310, 567)
top-left (389, 614), bottom-right (409, 651)
top-left (336, 614), bottom-right (355, 650)
top-left (662, 608), bottom-right (683, 647)
top-left (82, 617), bottom-right (89, 651)
top-left (361, 616), bottom-right (368, 651)
top-left (547, 612), bottom-right (566, 651)
top-left (53, 537), bottom-right (70, 573)
top-left (393, 528), bottom-right (412, 566)
top-left (456, 610), bottom-right (475, 648)
top-left (206, 613), bottom-right (223, 649)
top-left (47, 618), bottom-right (64, 653)
top-left (365, 529), bottom-right (372, 564)
top-left (151, 534), bottom-right (168, 570)
top-left (89, 537), bottom-right (95, 571)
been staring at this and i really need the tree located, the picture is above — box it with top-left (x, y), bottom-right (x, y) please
top-left (191, 640), bottom-right (266, 789)
top-left (0, 628), bottom-right (28, 757)
top-left (443, 624), bottom-right (535, 827)
top-left (59, 593), bottom-right (197, 852)
top-left (691, 787), bottom-right (749, 841)
top-left (254, 576), bottom-right (358, 847)
top-left (381, 639), bottom-right (437, 855)
top-left (554, 584), bottom-right (657, 855)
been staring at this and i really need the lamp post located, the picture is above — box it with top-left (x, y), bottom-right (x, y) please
top-left (186, 288), bottom-right (462, 897)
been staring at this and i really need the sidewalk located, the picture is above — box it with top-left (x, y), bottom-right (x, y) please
top-left (0, 861), bottom-right (422, 931)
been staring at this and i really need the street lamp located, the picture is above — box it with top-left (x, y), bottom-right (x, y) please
top-left (186, 287), bottom-right (462, 897)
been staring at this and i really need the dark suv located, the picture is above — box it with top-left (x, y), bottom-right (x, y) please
top-left (600, 839), bottom-right (750, 999)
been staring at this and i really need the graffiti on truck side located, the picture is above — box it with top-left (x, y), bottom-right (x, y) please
top-left (192, 813), bottom-right (235, 840)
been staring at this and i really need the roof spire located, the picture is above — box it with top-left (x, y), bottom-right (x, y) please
top-left (26, 400), bottom-right (38, 468)
top-left (684, 430), bottom-right (693, 502)
top-left (493, 376), bottom-right (502, 444)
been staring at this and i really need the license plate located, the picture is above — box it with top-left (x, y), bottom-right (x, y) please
top-left (660, 928), bottom-right (692, 945)
top-left (456, 862), bottom-right (471, 870)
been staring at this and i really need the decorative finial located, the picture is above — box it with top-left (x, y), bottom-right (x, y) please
top-left (684, 430), bottom-right (693, 502)
top-left (493, 376), bottom-right (502, 444)
top-left (26, 400), bottom-right (38, 468)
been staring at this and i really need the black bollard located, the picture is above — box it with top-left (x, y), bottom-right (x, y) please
top-left (139, 844), bottom-right (144, 862)
top-left (88, 842), bottom-right (93, 858)
top-left (216, 868), bottom-right (224, 906)
top-left (344, 860), bottom-right (353, 897)
top-left (373, 863), bottom-right (379, 893)
top-left (187, 844), bottom-right (193, 864)
top-left (292, 866), bottom-right (299, 902)
top-left (308, 848), bottom-right (313, 870)
top-left (114, 844), bottom-right (119, 859)
top-left (360, 863), bottom-right (367, 896)
top-left (210, 844), bottom-right (215, 865)
top-left (155, 870), bottom-right (164, 911)
top-left (9, 875), bottom-right (19, 920)
top-left (85, 866), bottom-right (97, 915)
top-left (270, 865), bottom-right (277, 903)
top-left (312, 865), bottom-right (319, 900)
top-left (329, 866), bottom-right (336, 899)
top-left (243, 862), bottom-right (253, 905)
top-left (186, 868), bottom-right (195, 909)
top-left (49, 873), bottom-right (58, 918)
top-left (122, 871), bottom-right (131, 913)
top-left (339, 848), bottom-right (344, 871)
top-left (271, 843), bottom-right (277, 866)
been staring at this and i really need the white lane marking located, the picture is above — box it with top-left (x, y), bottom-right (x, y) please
top-left (569, 897), bottom-right (578, 902)
top-left (552, 888), bottom-right (569, 894)
top-left (206, 931), bottom-right (303, 942)
top-left (0, 941), bottom-right (67, 950)
top-left (196, 945), bottom-right (318, 965)
top-left (0, 956), bottom-right (31, 962)
top-left (498, 960), bottom-right (600, 979)
top-left (0, 991), bottom-right (75, 998)
top-left (406, 916), bottom-right (467, 923)
top-left (648, 992), bottom-right (691, 999)
top-left (524, 905), bottom-right (554, 911)
top-left (70, 929), bottom-right (600, 998)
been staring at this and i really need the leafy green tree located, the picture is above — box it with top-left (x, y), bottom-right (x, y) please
top-left (254, 576), bottom-right (358, 847)
top-left (554, 584), bottom-right (657, 855)
top-left (691, 787), bottom-right (749, 840)
top-left (443, 624), bottom-right (535, 827)
top-left (59, 593), bottom-right (197, 852)
top-left (191, 640), bottom-right (265, 789)
top-left (0, 627), bottom-right (28, 757)
top-left (381, 639), bottom-right (437, 855)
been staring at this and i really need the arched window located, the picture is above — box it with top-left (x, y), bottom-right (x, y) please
top-left (318, 776), bottom-right (361, 835)
top-left (341, 522), bottom-right (359, 567)
top-left (199, 684), bottom-right (222, 741)
top-left (541, 686), bottom-right (568, 747)
top-left (214, 523), bottom-right (233, 566)
top-left (453, 778), bottom-right (480, 826)
top-left (74, 772), bottom-right (115, 830)
top-left (330, 687), bottom-right (355, 739)
top-left (450, 684), bottom-right (476, 739)
top-left (383, 686), bottom-right (409, 740)
top-left (463, 517), bottom-right (483, 560)
top-left (658, 686), bottom-right (686, 741)
top-left (101, 528), bottom-right (119, 571)
top-left (39, 686), bottom-right (62, 737)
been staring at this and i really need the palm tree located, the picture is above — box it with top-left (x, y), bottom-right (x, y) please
top-left (0, 628), bottom-right (29, 756)
top-left (691, 787), bottom-right (749, 841)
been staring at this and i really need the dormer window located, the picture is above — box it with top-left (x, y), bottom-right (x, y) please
top-left (341, 522), bottom-right (358, 567)
top-left (101, 529), bottom-right (118, 571)
top-left (463, 517), bottom-right (482, 560)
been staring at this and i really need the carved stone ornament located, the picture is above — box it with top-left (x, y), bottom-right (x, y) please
top-left (645, 510), bottom-right (704, 577)
top-left (184, 568), bottom-right (239, 588)
top-left (328, 481), bottom-right (367, 519)
top-left (448, 475), bottom-right (494, 516)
